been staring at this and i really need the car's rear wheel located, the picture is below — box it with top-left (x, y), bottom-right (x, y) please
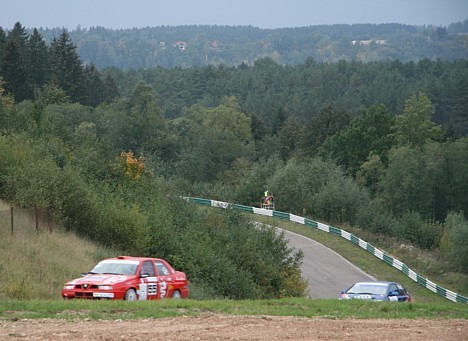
top-left (172, 290), bottom-right (181, 299)
top-left (124, 289), bottom-right (137, 301)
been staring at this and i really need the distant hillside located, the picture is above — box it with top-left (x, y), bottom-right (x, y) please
top-left (31, 21), bottom-right (468, 69)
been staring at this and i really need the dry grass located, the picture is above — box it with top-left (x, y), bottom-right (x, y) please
top-left (0, 200), bottom-right (115, 300)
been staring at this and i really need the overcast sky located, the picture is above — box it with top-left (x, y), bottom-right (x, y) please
top-left (1, 0), bottom-right (467, 30)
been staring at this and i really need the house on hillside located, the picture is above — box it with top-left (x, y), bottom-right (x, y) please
top-left (352, 39), bottom-right (388, 45)
top-left (174, 41), bottom-right (187, 50)
top-left (209, 40), bottom-right (222, 52)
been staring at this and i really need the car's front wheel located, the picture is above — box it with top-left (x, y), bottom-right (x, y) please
top-left (124, 289), bottom-right (137, 301)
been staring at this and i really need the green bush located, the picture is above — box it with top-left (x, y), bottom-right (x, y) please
top-left (234, 155), bottom-right (284, 207)
top-left (440, 212), bottom-right (468, 273)
top-left (144, 197), bottom-right (306, 299)
top-left (310, 175), bottom-right (369, 225)
top-left (267, 157), bottom-right (370, 225)
top-left (356, 199), bottom-right (399, 235)
top-left (268, 158), bottom-right (333, 214)
top-left (396, 211), bottom-right (441, 250)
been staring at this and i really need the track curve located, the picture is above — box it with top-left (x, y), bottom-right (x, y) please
top-left (279, 228), bottom-right (375, 299)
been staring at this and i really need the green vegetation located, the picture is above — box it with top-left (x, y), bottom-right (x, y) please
top-left (2, 22), bottom-right (468, 135)
top-left (1, 298), bottom-right (467, 321)
top-left (1, 201), bottom-right (467, 323)
top-left (1, 199), bottom-right (466, 304)
top-left (0, 23), bottom-right (466, 303)
top-left (35, 21), bottom-right (468, 69)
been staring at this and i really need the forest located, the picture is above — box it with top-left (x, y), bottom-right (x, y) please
top-left (35, 20), bottom-right (468, 69)
top-left (0, 22), bottom-right (467, 299)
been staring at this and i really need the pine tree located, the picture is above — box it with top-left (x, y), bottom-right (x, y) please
top-left (27, 28), bottom-right (49, 89)
top-left (102, 73), bottom-right (120, 103)
top-left (0, 22), bottom-right (32, 101)
top-left (1, 40), bottom-right (29, 101)
top-left (49, 30), bottom-right (85, 103)
top-left (0, 27), bottom-right (7, 61)
top-left (83, 63), bottom-right (105, 107)
top-left (8, 22), bottom-right (28, 50)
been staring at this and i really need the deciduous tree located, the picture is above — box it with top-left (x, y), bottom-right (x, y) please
top-left (319, 104), bottom-right (395, 175)
top-left (394, 92), bottom-right (441, 148)
top-left (177, 96), bottom-right (254, 182)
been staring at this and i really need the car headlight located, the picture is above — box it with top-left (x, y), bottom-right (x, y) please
top-left (98, 285), bottom-right (113, 290)
top-left (63, 285), bottom-right (75, 290)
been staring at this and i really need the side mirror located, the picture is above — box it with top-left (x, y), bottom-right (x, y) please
top-left (341, 290), bottom-right (346, 294)
top-left (389, 290), bottom-right (399, 296)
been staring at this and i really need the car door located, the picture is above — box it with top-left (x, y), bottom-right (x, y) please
top-left (155, 260), bottom-right (173, 299)
top-left (387, 283), bottom-right (400, 301)
top-left (388, 283), bottom-right (408, 302)
top-left (137, 260), bottom-right (159, 300)
top-left (395, 283), bottom-right (410, 302)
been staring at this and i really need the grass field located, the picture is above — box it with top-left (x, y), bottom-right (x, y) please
top-left (1, 297), bottom-right (467, 320)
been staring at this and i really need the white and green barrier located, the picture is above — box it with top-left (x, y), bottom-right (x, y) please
top-left (185, 197), bottom-right (467, 304)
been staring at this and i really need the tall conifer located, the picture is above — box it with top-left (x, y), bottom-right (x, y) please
top-left (49, 30), bottom-right (85, 103)
top-left (1, 22), bottom-right (32, 101)
top-left (27, 28), bottom-right (49, 89)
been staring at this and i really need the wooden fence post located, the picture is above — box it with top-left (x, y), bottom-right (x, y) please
top-left (35, 206), bottom-right (39, 232)
top-left (10, 206), bottom-right (14, 235)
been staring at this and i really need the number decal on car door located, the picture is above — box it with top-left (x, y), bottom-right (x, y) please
top-left (159, 281), bottom-right (167, 298)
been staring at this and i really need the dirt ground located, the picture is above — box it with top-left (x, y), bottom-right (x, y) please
top-left (1, 314), bottom-right (466, 340)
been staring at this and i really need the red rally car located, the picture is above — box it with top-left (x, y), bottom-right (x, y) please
top-left (62, 256), bottom-right (189, 300)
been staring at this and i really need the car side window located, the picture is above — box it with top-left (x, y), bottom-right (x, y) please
top-left (156, 261), bottom-right (170, 276)
top-left (396, 284), bottom-right (406, 295)
top-left (388, 284), bottom-right (398, 294)
top-left (140, 260), bottom-right (155, 277)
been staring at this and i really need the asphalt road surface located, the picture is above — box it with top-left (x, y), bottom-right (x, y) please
top-left (279, 228), bottom-right (375, 299)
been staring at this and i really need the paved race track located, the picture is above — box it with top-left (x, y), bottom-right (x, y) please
top-left (279, 228), bottom-right (375, 299)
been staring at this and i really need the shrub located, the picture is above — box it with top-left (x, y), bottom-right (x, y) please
top-left (440, 212), bottom-right (468, 273)
top-left (145, 199), bottom-right (307, 299)
top-left (396, 211), bottom-right (441, 250)
top-left (355, 199), bottom-right (399, 235)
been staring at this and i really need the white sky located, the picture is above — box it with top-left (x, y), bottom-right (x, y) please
top-left (1, 0), bottom-right (467, 30)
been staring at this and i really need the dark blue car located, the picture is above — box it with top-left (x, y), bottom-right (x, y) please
top-left (340, 281), bottom-right (411, 302)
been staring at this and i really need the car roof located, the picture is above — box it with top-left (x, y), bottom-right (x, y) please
top-left (353, 281), bottom-right (398, 286)
top-left (106, 256), bottom-right (164, 262)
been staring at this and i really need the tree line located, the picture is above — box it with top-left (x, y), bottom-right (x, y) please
top-left (0, 22), bottom-right (119, 104)
top-left (103, 57), bottom-right (468, 137)
top-left (35, 20), bottom-right (468, 69)
top-left (1, 22), bottom-right (467, 137)
top-left (0, 24), bottom-right (466, 299)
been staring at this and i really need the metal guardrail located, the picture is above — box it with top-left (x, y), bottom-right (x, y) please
top-left (185, 197), bottom-right (467, 304)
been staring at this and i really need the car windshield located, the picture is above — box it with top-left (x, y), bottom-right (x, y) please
top-left (89, 260), bottom-right (139, 275)
top-left (347, 283), bottom-right (388, 295)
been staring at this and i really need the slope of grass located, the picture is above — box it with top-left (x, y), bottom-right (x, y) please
top-left (0, 201), bottom-right (115, 300)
